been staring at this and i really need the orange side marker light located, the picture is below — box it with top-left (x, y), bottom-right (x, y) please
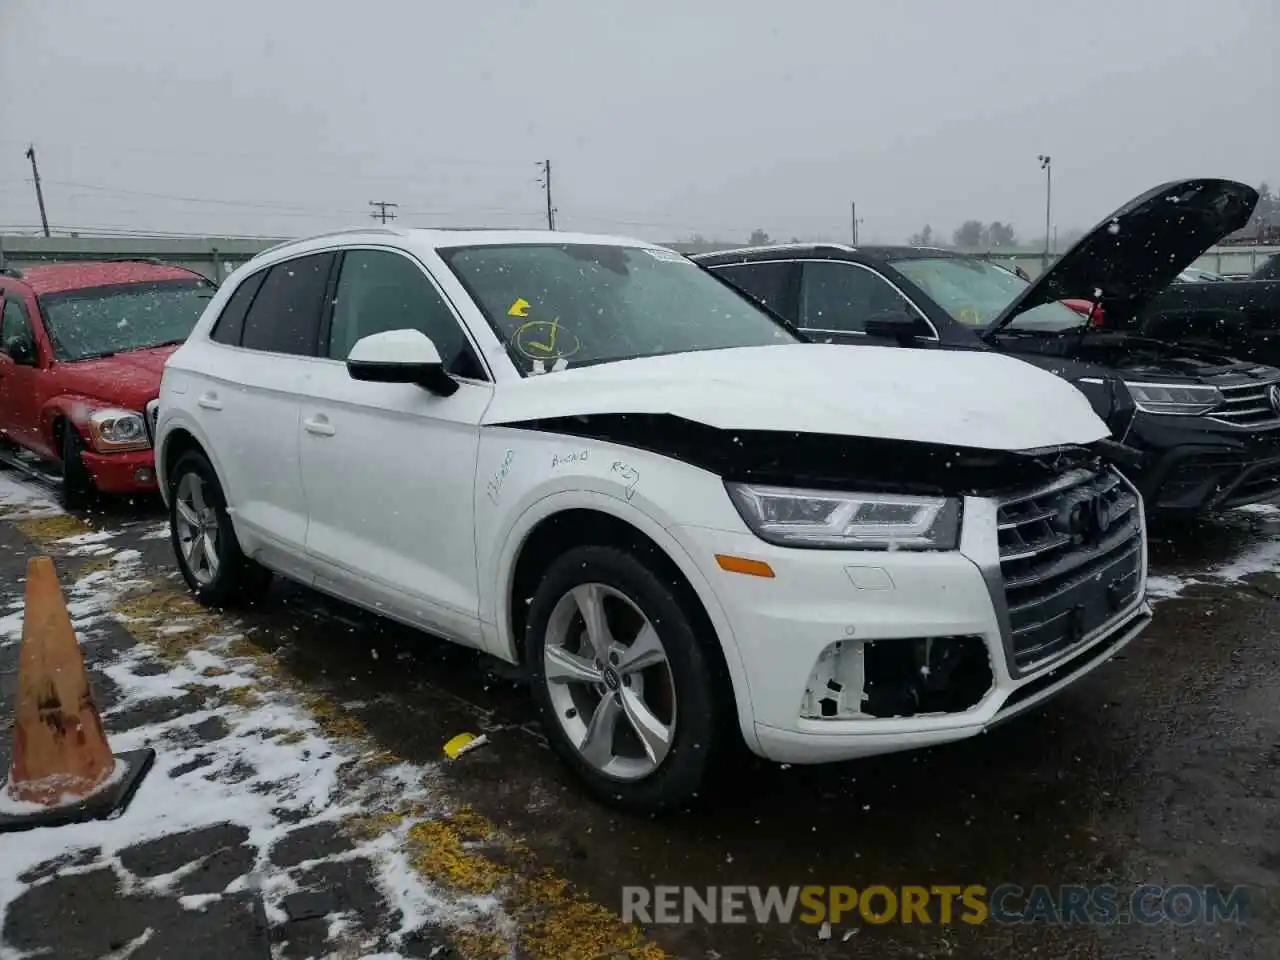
top-left (715, 554), bottom-right (775, 578)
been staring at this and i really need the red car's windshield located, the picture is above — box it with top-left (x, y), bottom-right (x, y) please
top-left (39, 278), bottom-right (215, 361)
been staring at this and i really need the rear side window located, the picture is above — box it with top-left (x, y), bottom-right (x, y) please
top-left (240, 253), bottom-right (335, 355)
top-left (712, 261), bottom-right (794, 318)
top-left (211, 269), bottom-right (266, 345)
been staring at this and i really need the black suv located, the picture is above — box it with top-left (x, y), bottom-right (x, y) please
top-left (696, 179), bottom-right (1280, 514)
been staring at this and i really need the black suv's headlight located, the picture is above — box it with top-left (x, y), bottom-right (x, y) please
top-left (726, 483), bottom-right (961, 550)
top-left (1124, 381), bottom-right (1222, 416)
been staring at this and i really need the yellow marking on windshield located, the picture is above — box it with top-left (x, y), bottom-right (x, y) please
top-left (507, 297), bottom-right (531, 317)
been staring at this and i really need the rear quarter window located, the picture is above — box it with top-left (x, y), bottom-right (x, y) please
top-left (210, 269), bottom-right (267, 345)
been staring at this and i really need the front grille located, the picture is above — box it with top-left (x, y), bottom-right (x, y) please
top-left (996, 468), bottom-right (1143, 673)
top-left (1209, 381), bottom-right (1280, 427)
top-left (145, 399), bottom-right (160, 446)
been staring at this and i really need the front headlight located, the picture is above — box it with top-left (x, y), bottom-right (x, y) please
top-left (725, 482), bottom-right (961, 550)
top-left (85, 408), bottom-right (150, 452)
top-left (1124, 381), bottom-right (1222, 417)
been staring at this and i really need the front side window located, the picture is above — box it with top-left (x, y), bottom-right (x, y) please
top-left (38, 279), bottom-right (215, 361)
top-left (438, 243), bottom-right (796, 375)
top-left (890, 256), bottom-right (1083, 332)
top-left (327, 249), bottom-right (482, 377)
top-left (799, 261), bottom-right (927, 335)
top-left (240, 252), bottom-right (335, 355)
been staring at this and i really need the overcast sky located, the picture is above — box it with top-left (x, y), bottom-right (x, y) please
top-left (0, 0), bottom-right (1275, 245)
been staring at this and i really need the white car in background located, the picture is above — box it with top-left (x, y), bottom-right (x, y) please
top-left (153, 228), bottom-right (1152, 811)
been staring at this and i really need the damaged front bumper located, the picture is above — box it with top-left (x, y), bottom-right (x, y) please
top-left (674, 468), bottom-right (1152, 765)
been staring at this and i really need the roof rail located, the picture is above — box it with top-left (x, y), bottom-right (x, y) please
top-left (254, 227), bottom-right (406, 260)
top-left (691, 241), bottom-right (855, 258)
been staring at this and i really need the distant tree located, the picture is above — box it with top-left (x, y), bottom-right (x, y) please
top-left (988, 221), bottom-right (1017, 247)
top-left (788, 236), bottom-right (801, 243)
top-left (909, 224), bottom-right (935, 246)
top-left (749, 228), bottom-right (772, 245)
top-left (952, 220), bottom-right (985, 249)
top-left (1254, 182), bottom-right (1277, 232)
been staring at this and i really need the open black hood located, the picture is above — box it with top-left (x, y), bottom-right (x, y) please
top-left (983, 178), bottom-right (1257, 337)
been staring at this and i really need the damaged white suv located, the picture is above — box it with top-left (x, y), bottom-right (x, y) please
top-left (153, 229), bottom-right (1152, 811)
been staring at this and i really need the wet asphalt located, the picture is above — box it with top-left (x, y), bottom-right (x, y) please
top-left (1, 484), bottom-right (1278, 960)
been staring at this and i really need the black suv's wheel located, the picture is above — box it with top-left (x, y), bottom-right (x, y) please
top-left (169, 450), bottom-right (271, 606)
top-left (526, 545), bottom-right (724, 813)
top-left (61, 426), bottom-right (95, 509)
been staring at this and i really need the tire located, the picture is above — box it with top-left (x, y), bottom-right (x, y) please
top-left (169, 450), bottom-right (272, 607)
top-left (60, 426), bottom-right (95, 509)
top-left (526, 544), bottom-right (726, 813)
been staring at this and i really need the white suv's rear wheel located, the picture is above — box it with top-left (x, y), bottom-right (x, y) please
top-left (168, 451), bottom-right (271, 606)
top-left (526, 545), bottom-right (723, 812)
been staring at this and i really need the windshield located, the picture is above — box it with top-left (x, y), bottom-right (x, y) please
top-left (890, 257), bottom-right (1085, 333)
top-left (39, 279), bottom-right (215, 361)
top-left (439, 243), bottom-right (798, 374)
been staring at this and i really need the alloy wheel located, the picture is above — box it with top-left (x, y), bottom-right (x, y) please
top-left (542, 582), bottom-right (677, 781)
top-left (174, 471), bottom-right (221, 586)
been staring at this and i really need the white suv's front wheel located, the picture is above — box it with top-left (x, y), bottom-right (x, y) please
top-left (526, 545), bottom-right (725, 812)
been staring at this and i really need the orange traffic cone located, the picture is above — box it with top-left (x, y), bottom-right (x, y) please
top-left (1, 556), bottom-right (153, 834)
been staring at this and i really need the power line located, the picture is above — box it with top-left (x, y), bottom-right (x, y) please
top-left (42, 178), bottom-right (369, 216)
top-left (369, 200), bottom-right (399, 224)
top-left (0, 136), bottom-right (538, 174)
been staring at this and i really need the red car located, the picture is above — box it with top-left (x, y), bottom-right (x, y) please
top-left (0, 260), bottom-right (215, 504)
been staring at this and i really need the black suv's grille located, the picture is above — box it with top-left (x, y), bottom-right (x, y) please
top-left (1210, 381), bottom-right (1280, 427)
top-left (996, 468), bottom-right (1143, 673)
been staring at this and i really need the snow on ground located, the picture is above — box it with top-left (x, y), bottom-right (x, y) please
top-left (0, 529), bottom-right (498, 957)
top-left (0, 473), bottom-right (60, 520)
top-left (1148, 503), bottom-right (1280, 602)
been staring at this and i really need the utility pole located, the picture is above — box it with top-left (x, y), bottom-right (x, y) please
top-left (851, 201), bottom-right (857, 245)
top-left (538, 160), bottom-right (556, 230)
top-left (368, 200), bottom-right (398, 224)
top-left (1038, 154), bottom-right (1052, 269)
top-left (25, 144), bottom-right (50, 238)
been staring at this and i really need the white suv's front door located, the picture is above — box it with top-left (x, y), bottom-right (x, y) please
top-left (297, 248), bottom-right (493, 647)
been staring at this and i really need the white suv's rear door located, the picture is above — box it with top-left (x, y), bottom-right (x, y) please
top-left (195, 252), bottom-right (336, 571)
top-left (297, 248), bottom-right (493, 647)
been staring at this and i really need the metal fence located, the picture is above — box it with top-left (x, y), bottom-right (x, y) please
top-left (2, 234), bottom-right (1276, 284)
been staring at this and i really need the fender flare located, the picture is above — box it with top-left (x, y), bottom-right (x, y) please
top-left (154, 411), bottom-right (236, 511)
top-left (489, 487), bottom-right (761, 753)
top-left (39, 394), bottom-right (109, 451)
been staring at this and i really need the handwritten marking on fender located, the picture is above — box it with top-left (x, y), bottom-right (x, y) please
top-left (611, 461), bottom-right (640, 501)
top-left (552, 450), bottom-right (589, 469)
top-left (486, 450), bottom-right (516, 504)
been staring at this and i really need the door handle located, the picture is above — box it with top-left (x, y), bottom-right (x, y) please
top-left (303, 416), bottom-right (335, 437)
top-left (197, 392), bottom-right (223, 411)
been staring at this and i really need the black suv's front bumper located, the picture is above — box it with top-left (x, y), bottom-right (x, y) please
top-left (1126, 414), bottom-right (1280, 512)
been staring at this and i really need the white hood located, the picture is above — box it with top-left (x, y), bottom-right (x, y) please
top-left (483, 343), bottom-right (1110, 451)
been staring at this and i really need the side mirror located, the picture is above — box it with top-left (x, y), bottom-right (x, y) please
top-left (346, 329), bottom-right (458, 397)
top-left (864, 311), bottom-right (924, 344)
top-left (2, 337), bottom-right (35, 366)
